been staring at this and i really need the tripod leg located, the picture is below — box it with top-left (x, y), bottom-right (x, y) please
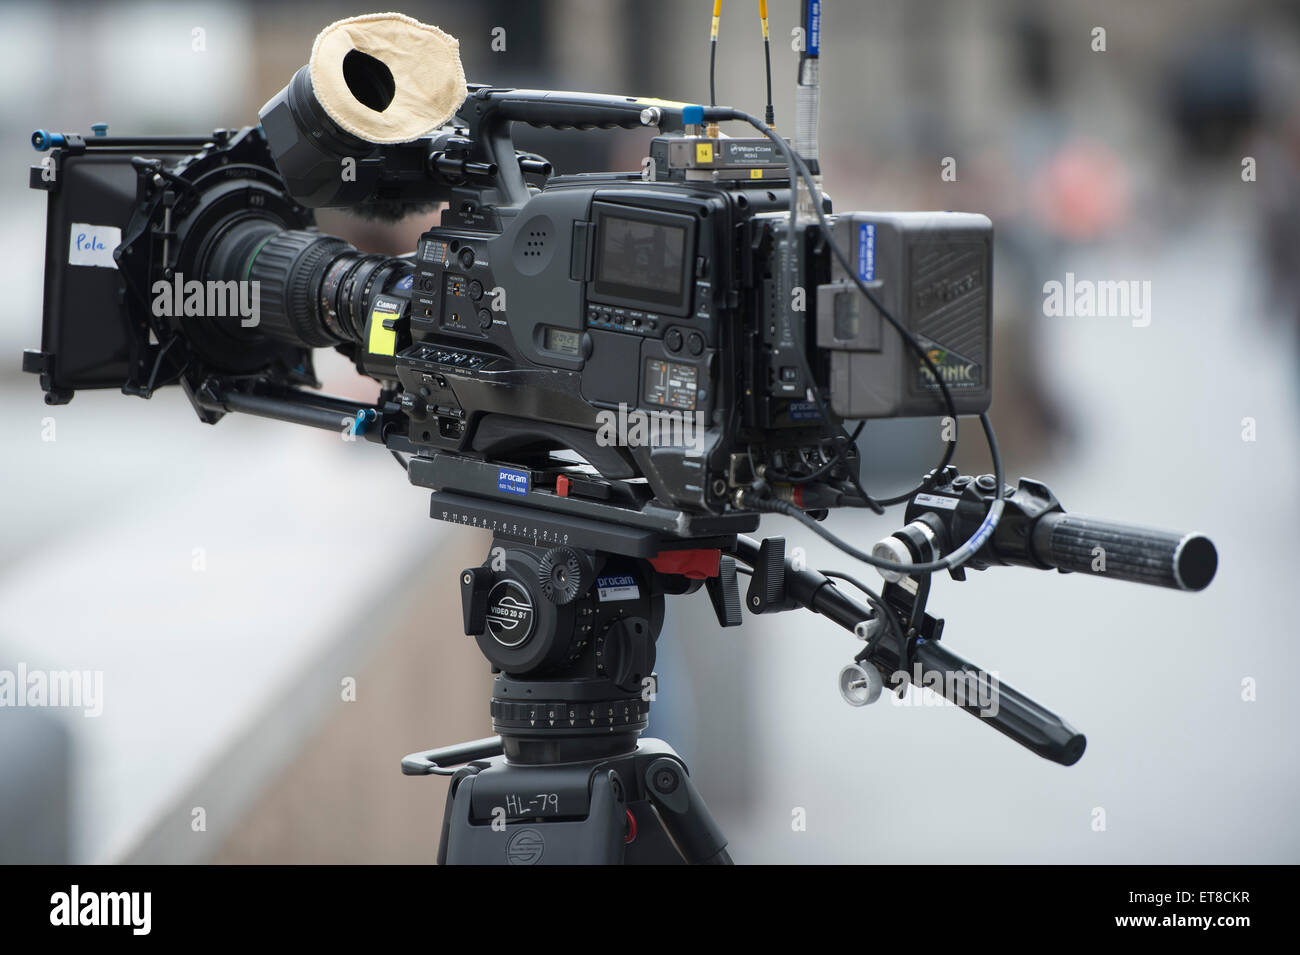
top-left (436, 766), bottom-right (478, 866)
top-left (643, 756), bottom-right (732, 865)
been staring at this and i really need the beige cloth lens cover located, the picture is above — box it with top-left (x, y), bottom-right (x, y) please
top-left (309, 12), bottom-right (467, 144)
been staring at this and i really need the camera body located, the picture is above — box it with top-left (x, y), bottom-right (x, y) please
top-left (26, 85), bottom-right (993, 520)
top-left (385, 175), bottom-right (994, 514)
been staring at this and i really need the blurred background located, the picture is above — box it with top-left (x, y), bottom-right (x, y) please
top-left (1, 0), bottom-right (1297, 863)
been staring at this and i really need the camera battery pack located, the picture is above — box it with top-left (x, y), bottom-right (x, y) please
top-left (817, 212), bottom-right (992, 419)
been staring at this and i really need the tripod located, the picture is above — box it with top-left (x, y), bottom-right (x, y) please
top-left (402, 523), bottom-right (740, 864)
top-left (401, 481), bottom-right (1098, 864)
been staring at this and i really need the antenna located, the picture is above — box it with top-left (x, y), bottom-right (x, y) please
top-left (794, 0), bottom-right (822, 213)
top-left (760, 0), bottom-right (775, 127)
top-left (794, 0), bottom-right (821, 161)
top-left (709, 0), bottom-right (722, 107)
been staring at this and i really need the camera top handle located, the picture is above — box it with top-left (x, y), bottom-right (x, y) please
top-left (460, 87), bottom-right (695, 205)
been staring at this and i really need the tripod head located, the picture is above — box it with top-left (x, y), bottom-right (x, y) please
top-left (448, 490), bottom-right (742, 765)
top-left (410, 455), bottom-right (1216, 775)
top-left (466, 540), bottom-right (662, 764)
top-left (399, 472), bottom-right (1216, 864)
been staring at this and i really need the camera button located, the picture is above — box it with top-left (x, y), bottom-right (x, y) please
top-left (686, 332), bottom-right (705, 356)
top-left (665, 329), bottom-right (684, 352)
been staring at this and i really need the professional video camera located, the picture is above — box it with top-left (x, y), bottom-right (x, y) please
top-left (24, 8), bottom-right (1217, 864)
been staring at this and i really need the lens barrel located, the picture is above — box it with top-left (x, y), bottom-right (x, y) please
top-left (209, 227), bottom-right (409, 351)
top-left (246, 230), bottom-right (352, 347)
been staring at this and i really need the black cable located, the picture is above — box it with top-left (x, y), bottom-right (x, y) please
top-left (391, 450), bottom-right (409, 472)
top-left (710, 42), bottom-right (718, 107)
top-left (704, 15), bottom-right (869, 514)
top-left (791, 149), bottom-right (959, 505)
top-left (834, 421), bottom-right (876, 510)
top-left (752, 412), bottom-right (1004, 575)
top-left (819, 569), bottom-right (903, 654)
top-left (786, 135), bottom-right (959, 505)
top-left (841, 466), bottom-right (880, 513)
top-left (713, 107), bottom-right (961, 507)
top-left (770, 419), bottom-right (862, 483)
top-left (785, 442), bottom-right (850, 485)
top-left (709, 1), bottom-right (721, 107)
top-left (748, 435), bottom-right (883, 513)
top-left (743, 202), bottom-right (877, 504)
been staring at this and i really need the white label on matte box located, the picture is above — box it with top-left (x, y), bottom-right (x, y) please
top-left (68, 223), bottom-right (120, 269)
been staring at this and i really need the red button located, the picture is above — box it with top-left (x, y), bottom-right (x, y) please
top-left (649, 549), bottom-right (721, 579)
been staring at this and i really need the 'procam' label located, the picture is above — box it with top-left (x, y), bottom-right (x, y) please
top-left (497, 467), bottom-right (529, 496)
top-left (595, 574), bottom-right (639, 601)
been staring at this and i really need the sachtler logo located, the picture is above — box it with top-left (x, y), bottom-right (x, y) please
top-left (506, 827), bottom-right (545, 865)
top-left (486, 579), bottom-right (535, 647)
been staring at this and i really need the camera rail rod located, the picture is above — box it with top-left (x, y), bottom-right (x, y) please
top-left (193, 381), bottom-right (1084, 767)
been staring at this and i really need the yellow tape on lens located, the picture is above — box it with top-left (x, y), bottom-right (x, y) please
top-left (368, 309), bottom-right (399, 356)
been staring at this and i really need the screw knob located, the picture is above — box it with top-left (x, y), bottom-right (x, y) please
top-left (537, 546), bottom-right (591, 605)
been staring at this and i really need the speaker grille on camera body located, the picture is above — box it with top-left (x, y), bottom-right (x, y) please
top-left (512, 215), bottom-right (556, 276)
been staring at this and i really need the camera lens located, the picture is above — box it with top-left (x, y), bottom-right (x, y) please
top-left (244, 230), bottom-right (352, 347)
top-left (207, 226), bottom-right (409, 350)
